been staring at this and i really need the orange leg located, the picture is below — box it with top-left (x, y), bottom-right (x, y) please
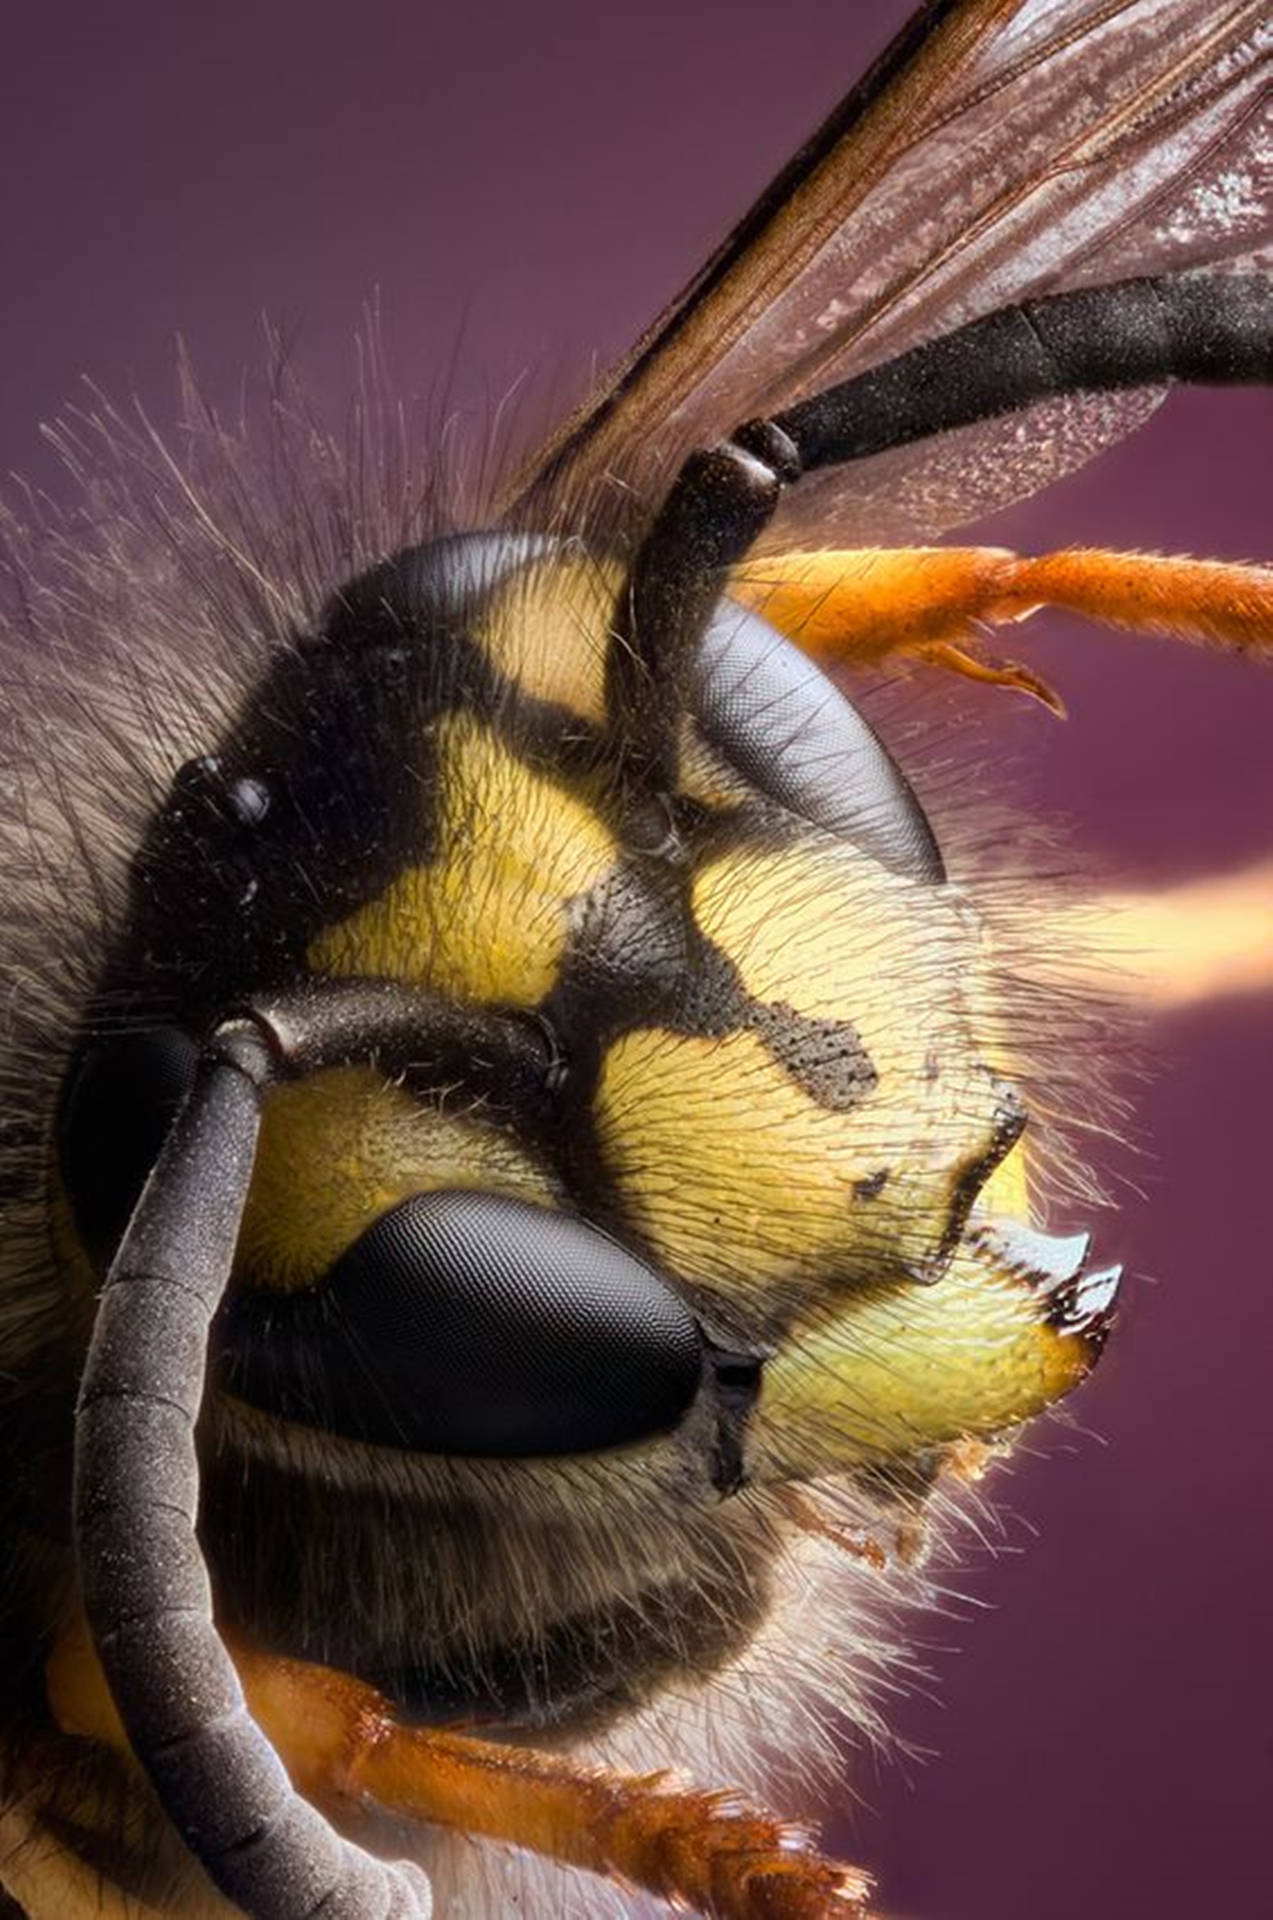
top-left (47, 1619), bottom-right (874, 1920)
top-left (732, 546), bottom-right (1273, 714)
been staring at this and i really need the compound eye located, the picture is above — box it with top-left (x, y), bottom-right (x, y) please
top-left (220, 1192), bottom-right (704, 1457)
top-left (695, 603), bottom-right (943, 882)
top-left (58, 1026), bottom-right (201, 1266)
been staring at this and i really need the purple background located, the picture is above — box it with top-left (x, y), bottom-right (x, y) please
top-left (3, 4), bottom-right (1271, 1916)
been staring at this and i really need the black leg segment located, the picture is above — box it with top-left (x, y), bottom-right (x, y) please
top-left (609, 441), bottom-right (789, 795)
top-left (611, 271), bottom-right (1271, 796)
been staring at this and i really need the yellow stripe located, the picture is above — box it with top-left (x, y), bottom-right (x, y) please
top-left (310, 714), bottom-right (615, 1007)
top-left (596, 1021), bottom-right (1002, 1297)
top-left (476, 553), bottom-right (619, 723)
top-left (237, 1067), bottom-right (557, 1292)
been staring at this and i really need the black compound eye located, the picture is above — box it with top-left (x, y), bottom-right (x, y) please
top-left (58, 1026), bottom-right (201, 1267)
top-left (219, 1191), bottom-right (704, 1457)
top-left (695, 602), bottom-right (944, 882)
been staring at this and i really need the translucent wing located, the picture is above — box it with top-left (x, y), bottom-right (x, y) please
top-left (508, 0), bottom-right (1270, 543)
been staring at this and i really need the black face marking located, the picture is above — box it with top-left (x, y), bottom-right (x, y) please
top-left (554, 860), bottom-right (694, 1038)
top-left (502, 691), bottom-right (607, 780)
top-left (746, 999), bottom-right (878, 1111)
top-left (108, 536), bottom-right (541, 1023)
top-left (673, 935), bottom-right (748, 1037)
top-left (853, 1167), bottom-right (890, 1202)
top-left (931, 1078), bottom-right (1029, 1277)
top-left (526, 860), bottom-right (699, 1223)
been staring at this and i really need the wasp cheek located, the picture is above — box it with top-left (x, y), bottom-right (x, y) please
top-left (753, 1217), bottom-right (1122, 1481)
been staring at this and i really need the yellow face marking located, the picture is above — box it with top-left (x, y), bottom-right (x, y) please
top-left (596, 1017), bottom-right (995, 1295)
top-left (692, 840), bottom-right (948, 1025)
top-left (237, 1066), bottom-right (557, 1292)
top-left (593, 838), bottom-right (1006, 1292)
top-left (977, 1138), bottom-right (1030, 1222)
top-left (477, 554), bottom-right (620, 724)
top-left (310, 714), bottom-right (615, 1007)
top-left (756, 1229), bottom-right (1090, 1478)
top-left (598, 1026), bottom-right (890, 1285)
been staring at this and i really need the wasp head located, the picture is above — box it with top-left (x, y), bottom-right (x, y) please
top-left (55, 531), bottom-right (1118, 1732)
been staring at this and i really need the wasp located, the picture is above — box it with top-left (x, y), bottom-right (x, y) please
top-left (0, 1), bottom-right (1269, 1915)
